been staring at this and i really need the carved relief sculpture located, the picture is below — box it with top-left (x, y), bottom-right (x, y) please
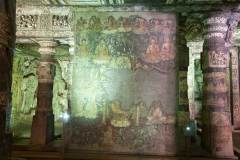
top-left (17, 15), bottom-right (38, 29)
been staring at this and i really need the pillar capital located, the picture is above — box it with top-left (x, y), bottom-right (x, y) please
top-left (37, 39), bottom-right (58, 57)
top-left (187, 41), bottom-right (203, 53)
top-left (36, 40), bottom-right (57, 82)
top-left (203, 12), bottom-right (232, 71)
top-left (204, 12), bottom-right (230, 47)
top-left (187, 41), bottom-right (203, 61)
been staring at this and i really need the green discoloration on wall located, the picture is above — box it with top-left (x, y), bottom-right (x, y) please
top-left (11, 45), bottom-right (70, 137)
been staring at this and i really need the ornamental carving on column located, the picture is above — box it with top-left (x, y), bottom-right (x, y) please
top-left (207, 50), bottom-right (228, 68)
top-left (16, 6), bottom-right (73, 38)
top-left (0, 14), bottom-right (10, 47)
top-left (52, 15), bottom-right (71, 30)
top-left (16, 15), bottom-right (38, 29)
top-left (185, 14), bottom-right (204, 41)
top-left (202, 10), bottom-right (240, 157)
top-left (203, 14), bottom-right (230, 69)
top-left (225, 10), bottom-right (240, 45)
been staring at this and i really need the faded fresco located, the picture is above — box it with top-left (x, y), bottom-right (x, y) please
top-left (70, 12), bottom-right (177, 155)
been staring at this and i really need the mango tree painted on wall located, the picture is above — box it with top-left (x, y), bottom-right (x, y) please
top-left (69, 11), bottom-right (177, 155)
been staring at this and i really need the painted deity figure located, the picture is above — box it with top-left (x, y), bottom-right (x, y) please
top-left (144, 36), bottom-right (161, 63)
top-left (88, 16), bottom-right (102, 31)
top-left (76, 17), bottom-right (87, 31)
top-left (147, 101), bottom-right (166, 125)
top-left (150, 18), bottom-right (162, 32)
top-left (160, 40), bottom-right (174, 60)
top-left (161, 20), bottom-right (174, 33)
top-left (134, 17), bottom-right (148, 34)
top-left (78, 39), bottom-right (90, 57)
top-left (118, 16), bottom-right (132, 32)
top-left (94, 39), bottom-right (110, 62)
top-left (106, 16), bottom-right (118, 31)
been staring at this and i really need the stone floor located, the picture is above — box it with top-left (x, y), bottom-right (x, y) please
top-left (11, 151), bottom-right (239, 160)
top-left (10, 138), bottom-right (240, 160)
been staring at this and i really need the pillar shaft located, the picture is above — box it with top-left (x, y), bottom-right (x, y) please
top-left (31, 40), bottom-right (57, 145)
top-left (63, 45), bottom-right (74, 149)
top-left (0, 3), bottom-right (14, 157)
top-left (187, 41), bottom-right (203, 119)
top-left (178, 53), bottom-right (189, 112)
top-left (202, 12), bottom-right (235, 158)
top-left (177, 16), bottom-right (190, 153)
top-left (230, 47), bottom-right (240, 129)
top-left (0, 12), bottom-right (12, 160)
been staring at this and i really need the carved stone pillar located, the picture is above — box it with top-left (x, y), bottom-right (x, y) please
top-left (202, 12), bottom-right (235, 158)
top-left (178, 48), bottom-right (189, 113)
top-left (187, 41), bottom-right (203, 119)
top-left (31, 40), bottom-right (57, 145)
top-left (229, 47), bottom-right (240, 129)
top-left (177, 17), bottom-right (190, 153)
top-left (0, 11), bottom-right (14, 159)
top-left (63, 44), bottom-right (74, 149)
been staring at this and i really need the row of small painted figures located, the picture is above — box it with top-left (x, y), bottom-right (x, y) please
top-left (77, 15), bottom-right (175, 33)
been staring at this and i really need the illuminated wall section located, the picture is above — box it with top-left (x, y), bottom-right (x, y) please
top-left (11, 52), bottom-right (38, 138)
top-left (11, 45), bottom-right (69, 138)
top-left (69, 11), bottom-right (177, 155)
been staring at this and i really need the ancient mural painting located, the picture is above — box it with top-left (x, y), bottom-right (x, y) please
top-left (70, 12), bottom-right (177, 154)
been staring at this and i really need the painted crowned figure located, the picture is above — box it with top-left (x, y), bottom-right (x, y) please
top-left (160, 39), bottom-right (174, 61)
top-left (144, 36), bottom-right (161, 63)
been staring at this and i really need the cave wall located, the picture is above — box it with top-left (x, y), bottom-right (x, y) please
top-left (69, 11), bottom-right (177, 155)
top-left (12, 6), bottom-right (179, 155)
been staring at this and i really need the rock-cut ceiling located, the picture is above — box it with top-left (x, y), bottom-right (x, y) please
top-left (17, 0), bottom-right (240, 6)
top-left (17, 0), bottom-right (124, 5)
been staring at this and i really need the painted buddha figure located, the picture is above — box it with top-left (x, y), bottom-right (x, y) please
top-left (78, 39), bottom-right (90, 58)
top-left (94, 39), bottom-right (110, 63)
